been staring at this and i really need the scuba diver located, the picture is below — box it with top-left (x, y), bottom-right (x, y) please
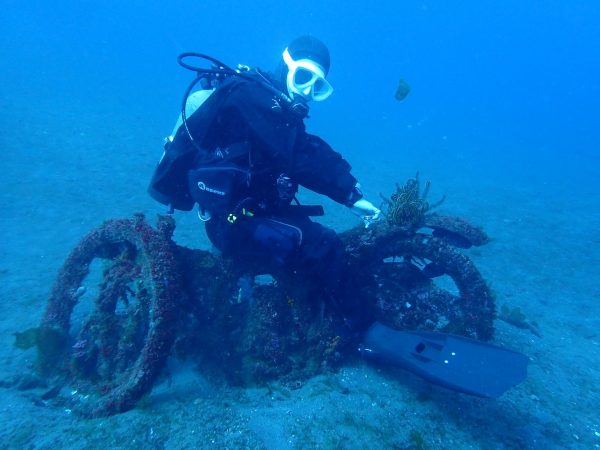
top-left (148, 36), bottom-right (528, 398)
top-left (149, 35), bottom-right (381, 330)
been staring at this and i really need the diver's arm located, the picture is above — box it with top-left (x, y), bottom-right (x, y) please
top-left (291, 133), bottom-right (359, 204)
top-left (293, 132), bottom-right (381, 226)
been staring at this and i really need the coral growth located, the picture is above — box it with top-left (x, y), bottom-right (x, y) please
top-left (380, 173), bottom-right (445, 228)
top-left (498, 305), bottom-right (541, 337)
top-left (38, 214), bottom-right (181, 417)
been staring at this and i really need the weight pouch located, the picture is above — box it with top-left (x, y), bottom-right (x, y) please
top-left (187, 162), bottom-right (250, 215)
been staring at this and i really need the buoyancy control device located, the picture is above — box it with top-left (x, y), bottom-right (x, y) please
top-left (148, 52), bottom-right (306, 213)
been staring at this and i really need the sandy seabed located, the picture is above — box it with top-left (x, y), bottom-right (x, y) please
top-left (1, 92), bottom-right (598, 450)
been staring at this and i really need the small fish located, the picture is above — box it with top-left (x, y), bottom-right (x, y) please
top-left (395, 79), bottom-right (411, 101)
top-left (13, 328), bottom-right (40, 350)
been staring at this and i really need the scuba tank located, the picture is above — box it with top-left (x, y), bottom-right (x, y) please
top-left (167, 89), bottom-right (215, 142)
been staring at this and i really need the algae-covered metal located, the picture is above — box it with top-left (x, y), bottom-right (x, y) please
top-left (32, 186), bottom-right (495, 417)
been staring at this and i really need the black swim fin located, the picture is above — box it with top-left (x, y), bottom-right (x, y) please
top-left (359, 322), bottom-right (528, 398)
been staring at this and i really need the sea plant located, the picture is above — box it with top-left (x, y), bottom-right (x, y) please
top-left (380, 173), bottom-right (445, 228)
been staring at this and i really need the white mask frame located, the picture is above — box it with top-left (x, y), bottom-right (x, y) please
top-left (282, 48), bottom-right (333, 102)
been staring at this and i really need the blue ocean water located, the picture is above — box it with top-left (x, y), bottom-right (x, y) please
top-left (1, 1), bottom-right (599, 448)
top-left (3, 1), bottom-right (598, 151)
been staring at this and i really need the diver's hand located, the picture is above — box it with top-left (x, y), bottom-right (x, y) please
top-left (349, 198), bottom-right (381, 228)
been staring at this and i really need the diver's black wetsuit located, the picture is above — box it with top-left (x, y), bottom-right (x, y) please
top-left (149, 71), bottom-right (369, 328)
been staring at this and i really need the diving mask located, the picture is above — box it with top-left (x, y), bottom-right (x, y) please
top-left (283, 48), bottom-right (333, 102)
